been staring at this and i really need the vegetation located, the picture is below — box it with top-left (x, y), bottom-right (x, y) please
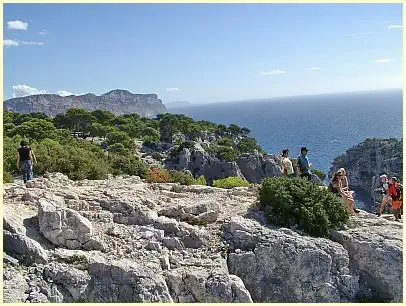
top-left (311, 168), bottom-right (326, 180)
top-left (212, 177), bottom-right (250, 189)
top-left (168, 170), bottom-right (206, 186)
top-left (259, 177), bottom-right (349, 237)
top-left (3, 108), bottom-right (261, 183)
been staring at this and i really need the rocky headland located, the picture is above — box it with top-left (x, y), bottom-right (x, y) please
top-left (4, 90), bottom-right (166, 118)
top-left (3, 173), bottom-right (403, 303)
top-left (329, 138), bottom-right (403, 206)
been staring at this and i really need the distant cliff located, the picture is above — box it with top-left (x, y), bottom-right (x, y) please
top-left (4, 89), bottom-right (167, 117)
top-left (329, 138), bottom-right (403, 195)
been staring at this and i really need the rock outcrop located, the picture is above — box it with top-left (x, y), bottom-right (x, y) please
top-left (329, 138), bottom-right (403, 202)
top-left (3, 173), bottom-right (403, 303)
top-left (4, 89), bottom-right (167, 117)
top-left (165, 143), bottom-right (283, 184)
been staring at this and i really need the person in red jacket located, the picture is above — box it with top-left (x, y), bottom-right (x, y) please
top-left (388, 177), bottom-right (402, 221)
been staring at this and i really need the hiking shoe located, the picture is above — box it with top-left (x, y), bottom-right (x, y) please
top-left (353, 208), bottom-right (360, 213)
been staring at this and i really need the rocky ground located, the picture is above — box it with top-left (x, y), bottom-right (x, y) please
top-left (3, 173), bottom-right (403, 303)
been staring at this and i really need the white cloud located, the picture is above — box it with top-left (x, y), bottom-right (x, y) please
top-left (166, 87), bottom-right (181, 92)
top-left (3, 39), bottom-right (44, 47)
top-left (39, 29), bottom-right (48, 35)
top-left (310, 67), bottom-right (321, 71)
top-left (57, 90), bottom-right (74, 96)
top-left (8, 20), bottom-right (29, 30)
top-left (4, 39), bottom-right (20, 47)
top-left (12, 85), bottom-right (47, 98)
top-left (388, 25), bottom-right (403, 29)
top-left (260, 69), bottom-right (286, 75)
top-left (20, 40), bottom-right (45, 46)
top-left (376, 58), bottom-right (392, 63)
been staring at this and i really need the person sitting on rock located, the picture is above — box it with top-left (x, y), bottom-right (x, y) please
top-left (377, 174), bottom-right (391, 216)
top-left (329, 171), bottom-right (356, 216)
top-left (339, 168), bottom-right (359, 213)
top-left (297, 147), bottom-right (312, 180)
top-left (281, 149), bottom-right (295, 178)
top-left (388, 177), bottom-right (402, 221)
top-left (16, 140), bottom-right (37, 183)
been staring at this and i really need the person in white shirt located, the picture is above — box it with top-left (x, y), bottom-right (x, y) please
top-left (281, 149), bottom-right (295, 178)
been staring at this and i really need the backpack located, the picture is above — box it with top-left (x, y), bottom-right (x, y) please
top-left (396, 184), bottom-right (402, 199)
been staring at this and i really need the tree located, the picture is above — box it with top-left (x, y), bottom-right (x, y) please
top-left (54, 108), bottom-right (95, 133)
top-left (216, 124), bottom-right (228, 137)
top-left (12, 118), bottom-right (58, 142)
top-left (228, 124), bottom-right (242, 137)
top-left (105, 130), bottom-right (130, 146)
top-left (91, 110), bottom-right (116, 125)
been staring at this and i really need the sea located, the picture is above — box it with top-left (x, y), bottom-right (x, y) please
top-left (167, 89), bottom-right (403, 212)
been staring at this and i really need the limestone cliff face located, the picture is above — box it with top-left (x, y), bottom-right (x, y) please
top-left (329, 138), bottom-right (403, 196)
top-left (3, 89), bottom-right (167, 117)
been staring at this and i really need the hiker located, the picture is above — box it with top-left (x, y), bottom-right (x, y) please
top-left (16, 140), bottom-right (37, 183)
top-left (329, 171), bottom-right (356, 216)
top-left (281, 149), bottom-right (295, 178)
top-left (388, 177), bottom-right (402, 221)
top-left (377, 174), bottom-right (391, 216)
top-left (339, 168), bottom-right (359, 213)
top-left (297, 147), bottom-right (312, 180)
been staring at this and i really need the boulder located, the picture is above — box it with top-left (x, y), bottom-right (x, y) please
top-left (3, 230), bottom-right (48, 265)
top-left (86, 255), bottom-right (173, 302)
top-left (38, 199), bottom-right (93, 249)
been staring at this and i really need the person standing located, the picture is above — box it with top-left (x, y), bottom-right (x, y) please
top-left (281, 149), bottom-right (295, 178)
top-left (16, 140), bottom-right (37, 183)
top-left (297, 147), bottom-right (312, 180)
top-left (377, 174), bottom-right (391, 216)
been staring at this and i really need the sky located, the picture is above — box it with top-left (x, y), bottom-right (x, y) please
top-left (3, 3), bottom-right (403, 104)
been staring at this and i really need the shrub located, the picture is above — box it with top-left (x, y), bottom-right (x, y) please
top-left (147, 168), bottom-right (169, 183)
top-left (312, 168), bottom-right (326, 180)
top-left (169, 170), bottom-right (196, 185)
top-left (195, 175), bottom-right (207, 186)
top-left (212, 177), bottom-right (250, 189)
top-left (215, 146), bottom-right (237, 161)
top-left (3, 172), bottom-right (14, 183)
top-left (31, 139), bottom-right (111, 180)
top-left (108, 153), bottom-right (149, 178)
top-left (259, 177), bottom-right (348, 237)
top-left (151, 152), bottom-right (163, 161)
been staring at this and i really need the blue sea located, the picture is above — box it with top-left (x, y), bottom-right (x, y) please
top-left (167, 89), bottom-right (403, 211)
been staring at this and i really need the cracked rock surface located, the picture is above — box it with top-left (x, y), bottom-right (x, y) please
top-left (3, 173), bottom-right (403, 302)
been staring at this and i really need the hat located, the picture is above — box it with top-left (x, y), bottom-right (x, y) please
top-left (391, 177), bottom-right (398, 182)
top-left (300, 147), bottom-right (308, 152)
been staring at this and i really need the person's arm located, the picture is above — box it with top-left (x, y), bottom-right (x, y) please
top-left (30, 150), bottom-right (37, 164)
top-left (16, 152), bottom-right (20, 169)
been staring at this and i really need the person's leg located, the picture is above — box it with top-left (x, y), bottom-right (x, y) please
top-left (21, 160), bottom-right (28, 183)
top-left (27, 160), bottom-right (33, 181)
top-left (378, 197), bottom-right (388, 216)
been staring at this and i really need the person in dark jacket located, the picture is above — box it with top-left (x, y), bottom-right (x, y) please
top-left (16, 140), bottom-right (37, 183)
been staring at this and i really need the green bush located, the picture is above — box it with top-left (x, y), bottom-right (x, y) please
top-left (169, 170), bottom-right (196, 185)
top-left (215, 146), bottom-right (237, 161)
top-left (108, 153), bottom-right (149, 178)
top-left (259, 177), bottom-right (348, 237)
top-left (212, 177), bottom-right (250, 189)
top-left (312, 168), bottom-right (326, 180)
top-left (195, 175), bottom-right (207, 186)
top-left (31, 139), bottom-right (111, 180)
top-left (3, 172), bottom-right (14, 183)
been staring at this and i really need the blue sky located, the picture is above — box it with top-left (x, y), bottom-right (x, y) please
top-left (3, 3), bottom-right (403, 103)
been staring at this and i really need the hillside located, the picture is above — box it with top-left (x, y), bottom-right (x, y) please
top-left (4, 90), bottom-right (167, 118)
